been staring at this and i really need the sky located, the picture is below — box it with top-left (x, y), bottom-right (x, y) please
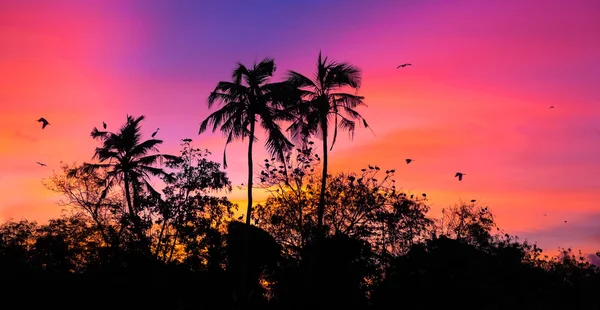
top-left (1, 0), bottom-right (599, 256)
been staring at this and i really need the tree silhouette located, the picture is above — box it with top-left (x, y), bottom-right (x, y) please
top-left (44, 162), bottom-right (125, 248)
top-left (157, 139), bottom-right (236, 264)
top-left (285, 51), bottom-right (371, 232)
top-left (82, 115), bottom-right (179, 254)
top-left (198, 59), bottom-right (297, 307)
top-left (199, 58), bottom-right (294, 226)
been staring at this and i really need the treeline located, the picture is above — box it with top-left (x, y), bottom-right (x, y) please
top-left (2, 53), bottom-right (599, 309)
top-left (0, 135), bottom-right (597, 309)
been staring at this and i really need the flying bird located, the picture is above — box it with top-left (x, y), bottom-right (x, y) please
top-left (405, 158), bottom-right (413, 164)
top-left (102, 121), bottom-right (107, 129)
top-left (37, 118), bottom-right (50, 129)
top-left (455, 172), bottom-right (465, 181)
top-left (549, 106), bottom-right (555, 109)
top-left (151, 128), bottom-right (160, 138)
top-left (397, 63), bottom-right (412, 68)
top-left (182, 138), bottom-right (192, 143)
top-left (36, 162), bottom-right (47, 167)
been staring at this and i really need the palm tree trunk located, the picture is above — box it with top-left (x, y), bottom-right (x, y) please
top-left (246, 120), bottom-right (255, 225)
top-left (239, 119), bottom-right (256, 308)
top-left (123, 172), bottom-right (149, 254)
top-left (318, 119), bottom-right (328, 229)
top-left (305, 118), bottom-right (329, 309)
top-left (123, 172), bottom-right (135, 222)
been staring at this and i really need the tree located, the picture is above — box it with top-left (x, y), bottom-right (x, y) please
top-left (199, 57), bottom-right (294, 226)
top-left (43, 162), bottom-right (125, 248)
top-left (285, 51), bottom-right (371, 232)
top-left (82, 115), bottom-right (179, 253)
top-left (155, 138), bottom-right (236, 265)
top-left (438, 201), bottom-right (496, 247)
top-left (255, 157), bottom-right (433, 261)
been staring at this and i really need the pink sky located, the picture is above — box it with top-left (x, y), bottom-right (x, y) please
top-left (0, 0), bottom-right (599, 255)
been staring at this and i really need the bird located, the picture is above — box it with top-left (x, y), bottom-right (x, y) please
top-left (397, 63), bottom-right (412, 68)
top-left (37, 118), bottom-right (50, 129)
top-left (36, 162), bottom-right (47, 166)
top-left (102, 121), bottom-right (107, 129)
top-left (550, 106), bottom-right (555, 109)
top-left (182, 138), bottom-right (192, 143)
top-left (151, 128), bottom-right (160, 138)
top-left (470, 199), bottom-right (476, 203)
top-left (455, 172), bottom-right (465, 181)
top-left (405, 158), bottom-right (413, 164)
top-left (422, 193), bottom-right (427, 199)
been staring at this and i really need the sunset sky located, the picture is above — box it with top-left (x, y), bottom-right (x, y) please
top-left (1, 0), bottom-right (599, 257)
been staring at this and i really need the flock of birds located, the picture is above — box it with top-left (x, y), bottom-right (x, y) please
top-left (397, 63), bottom-right (564, 223)
top-left (33, 117), bottom-right (160, 167)
top-left (396, 64), bottom-right (557, 183)
top-left (396, 65), bottom-right (467, 183)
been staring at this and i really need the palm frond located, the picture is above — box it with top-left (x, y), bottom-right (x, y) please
top-left (130, 139), bottom-right (162, 158)
top-left (199, 101), bottom-right (245, 134)
top-left (286, 71), bottom-right (317, 90)
top-left (82, 162), bottom-right (112, 173)
top-left (331, 93), bottom-right (366, 109)
top-left (329, 63), bottom-right (362, 89)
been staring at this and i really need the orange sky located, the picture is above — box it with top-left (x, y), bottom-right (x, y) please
top-left (1, 0), bottom-right (599, 255)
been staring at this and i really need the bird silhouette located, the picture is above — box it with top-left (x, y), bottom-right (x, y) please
top-left (422, 193), bottom-right (427, 199)
top-left (151, 128), bottom-right (160, 138)
top-left (455, 172), bottom-right (465, 181)
top-left (37, 118), bottom-right (50, 129)
top-left (102, 121), bottom-right (107, 129)
top-left (550, 106), bottom-right (555, 109)
top-left (182, 138), bottom-right (192, 143)
top-left (405, 158), bottom-right (413, 164)
top-left (470, 199), bottom-right (476, 203)
top-left (397, 63), bottom-right (412, 68)
top-left (36, 162), bottom-right (47, 166)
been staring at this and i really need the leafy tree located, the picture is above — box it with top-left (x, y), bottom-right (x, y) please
top-left (255, 155), bottom-right (433, 263)
top-left (154, 138), bottom-right (236, 265)
top-left (438, 201), bottom-right (496, 247)
top-left (43, 162), bottom-right (125, 248)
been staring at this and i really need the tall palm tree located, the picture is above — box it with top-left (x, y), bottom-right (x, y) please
top-left (199, 57), bottom-right (294, 226)
top-left (286, 51), bottom-right (371, 231)
top-left (84, 115), bottom-right (179, 250)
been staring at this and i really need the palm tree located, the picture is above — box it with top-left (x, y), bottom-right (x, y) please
top-left (286, 51), bottom-right (371, 231)
top-left (199, 57), bottom-right (294, 226)
top-left (83, 115), bottom-right (179, 251)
